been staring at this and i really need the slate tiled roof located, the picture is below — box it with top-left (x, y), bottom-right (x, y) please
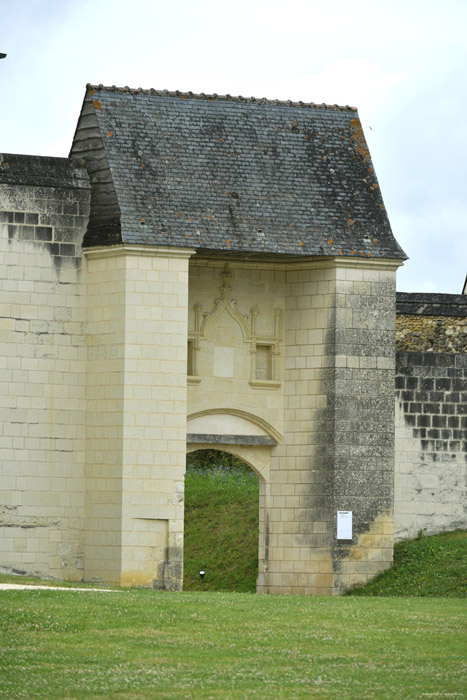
top-left (74, 84), bottom-right (406, 259)
top-left (0, 153), bottom-right (89, 189)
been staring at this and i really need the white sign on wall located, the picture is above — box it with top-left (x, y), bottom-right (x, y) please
top-left (337, 511), bottom-right (352, 540)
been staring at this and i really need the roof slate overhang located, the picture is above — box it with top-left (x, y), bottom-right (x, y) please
top-left (71, 84), bottom-right (407, 261)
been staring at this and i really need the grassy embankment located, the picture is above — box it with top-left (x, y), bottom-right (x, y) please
top-left (183, 452), bottom-right (260, 592)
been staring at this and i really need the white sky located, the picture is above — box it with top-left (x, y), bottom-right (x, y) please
top-left (1, 0), bottom-right (466, 293)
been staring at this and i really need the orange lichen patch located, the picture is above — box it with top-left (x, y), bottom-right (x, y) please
top-left (89, 89), bottom-right (95, 95)
top-left (219, 138), bottom-right (223, 142)
top-left (350, 250), bottom-right (356, 255)
top-left (140, 164), bottom-right (144, 167)
top-left (338, 251), bottom-right (343, 255)
top-left (175, 212), bottom-right (179, 216)
top-left (298, 241), bottom-right (304, 246)
top-left (368, 167), bottom-right (373, 173)
top-left (372, 183), bottom-right (379, 189)
top-left (348, 219), bottom-right (354, 226)
top-left (189, 218), bottom-right (193, 222)
top-left (328, 238), bottom-right (333, 244)
top-left (350, 117), bottom-right (370, 160)
top-left (185, 233), bottom-right (189, 237)
top-left (107, 131), bottom-right (112, 137)
top-left (152, 198), bottom-right (155, 202)
top-left (225, 239), bottom-right (231, 247)
top-left (373, 239), bottom-right (377, 243)
top-left (93, 100), bottom-right (101, 111)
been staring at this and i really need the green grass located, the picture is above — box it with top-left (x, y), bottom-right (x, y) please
top-left (348, 530), bottom-right (467, 598)
top-left (183, 460), bottom-right (259, 592)
top-left (1, 589), bottom-right (465, 699)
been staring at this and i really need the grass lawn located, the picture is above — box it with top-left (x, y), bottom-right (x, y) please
top-left (0, 589), bottom-right (465, 699)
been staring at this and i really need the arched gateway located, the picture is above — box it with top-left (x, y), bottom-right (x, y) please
top-left (0, 85), bottom-right (406, 593)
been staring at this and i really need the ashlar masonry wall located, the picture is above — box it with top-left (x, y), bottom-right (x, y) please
top-left (0, 163), bottom-right (90, 580)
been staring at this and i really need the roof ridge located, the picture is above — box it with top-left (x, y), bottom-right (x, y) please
top-left (86, 83), bottom-right (357, 112)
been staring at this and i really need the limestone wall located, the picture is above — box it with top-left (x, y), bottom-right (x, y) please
top-left (0, 169), bottom-right (90, 580)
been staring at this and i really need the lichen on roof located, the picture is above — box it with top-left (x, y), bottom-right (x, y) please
top-left (71, 84), bottom-right (406, 260)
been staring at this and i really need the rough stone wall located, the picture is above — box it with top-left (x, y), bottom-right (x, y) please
top-left (0, 174), bottom-right (90, 580)
top-left (396, 315), bottom-right (467, 353)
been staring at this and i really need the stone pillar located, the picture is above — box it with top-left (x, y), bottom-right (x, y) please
top-left (261, 258), bottom-right (400, 594)
top-left (330, 260), bottom-right (399, 593)
top-left (84, 245), bottom-right (193, 588)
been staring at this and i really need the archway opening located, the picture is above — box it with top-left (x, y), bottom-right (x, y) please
top-left (183, 449), bottom-right (260, 592)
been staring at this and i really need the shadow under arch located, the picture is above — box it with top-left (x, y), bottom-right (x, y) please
top-left (186, 440), bottom-right (270, 482)
top-left (183, 446), bottom-right (264, 592)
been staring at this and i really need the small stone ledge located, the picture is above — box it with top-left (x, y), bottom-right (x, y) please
top-left (396, 292), bottom-right (467, 317)
top-left (186, 433), bottom-right (276, 446)
top-left (0, 153), bottom-right (89, 189)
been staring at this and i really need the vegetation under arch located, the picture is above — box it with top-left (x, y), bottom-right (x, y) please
top-left (183, 449), bottom-right (259, 592)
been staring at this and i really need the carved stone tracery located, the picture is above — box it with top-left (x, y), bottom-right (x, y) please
top-left (188, 265), bottom-right (282, 384)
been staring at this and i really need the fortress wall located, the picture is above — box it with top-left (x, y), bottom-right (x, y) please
top-left (395, 352), bottom-right (467, 539)
top-left (395, 295), bottom-right (467, 540)
top-left (0, 171), bottom-right (90, 580)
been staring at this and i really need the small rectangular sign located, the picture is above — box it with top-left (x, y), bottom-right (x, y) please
top-left (337, 511), bottom-right (352, 540)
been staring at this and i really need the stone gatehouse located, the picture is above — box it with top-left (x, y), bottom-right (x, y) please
top-left (1, 85), bottom-right (464, 593)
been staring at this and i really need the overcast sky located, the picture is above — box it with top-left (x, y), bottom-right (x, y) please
top-left (1, 0), bottom-right (465, 293)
